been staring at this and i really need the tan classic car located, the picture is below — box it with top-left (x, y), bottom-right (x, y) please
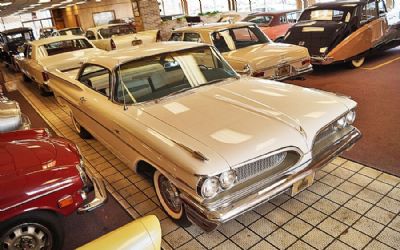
top-left (85, 23), bottom-right (160, 51)
top-left (283, 0), bottom-right (400, 67)
top-left (170, 22), bottom-right (312, 80)
top-left (48, 42), bottom-right (361, 231)
top-left (15, 36), bottom-right (105, 96)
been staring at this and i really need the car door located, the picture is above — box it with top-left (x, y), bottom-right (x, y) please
top-left (75, 64), bottom-right (132, 163)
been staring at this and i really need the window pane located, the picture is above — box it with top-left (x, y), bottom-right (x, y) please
top-left (159, 0), bottom-right (183, 16)
top-left (42, 39), bottom-right (93, 56)
top-left (187, 0), bottom-right (201, 16)
top-left (80, 65), bottom-right (110, 97)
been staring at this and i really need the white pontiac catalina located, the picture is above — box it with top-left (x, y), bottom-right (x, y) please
top-left (48, 42), bottom-right (361, 231)
top-left (15, 35), bottom-right (105, 96)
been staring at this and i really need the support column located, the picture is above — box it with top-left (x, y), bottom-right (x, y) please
top-left (131, 0), bottom-right (162, 31)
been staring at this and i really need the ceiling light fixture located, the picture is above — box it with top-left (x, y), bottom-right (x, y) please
top-left (76, 1), bottom-right (86, 4)
top-left (39, 0), bottom-right (52, 3)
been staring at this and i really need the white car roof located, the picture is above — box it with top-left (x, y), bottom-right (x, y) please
top-left (86, 41), bottom-right (209, 69)
top-left (30, 35), bottom-right (89, 46)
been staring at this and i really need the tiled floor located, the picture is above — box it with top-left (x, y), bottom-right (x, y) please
top-left (5, 71), bottom-right (400, 249)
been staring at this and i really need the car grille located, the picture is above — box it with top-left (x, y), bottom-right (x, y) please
top-left (235, 152), bottom-right (288, 182)
top-left (314, 123), bottom-right (336, 145)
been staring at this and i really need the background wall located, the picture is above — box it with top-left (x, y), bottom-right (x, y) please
top-left (59, 0), bottom-right (134, 30)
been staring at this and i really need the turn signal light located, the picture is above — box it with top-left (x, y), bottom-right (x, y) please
top-left (42, 71), bottom-right (49, 81)
top-left (302, 58), bottom-right (311, 65)
top-left (57, 195), bottom-right (74, 208)
top-left (252, 71), bottom-right (264, 77)
top-left (110, 39), bottom-right (116, 50)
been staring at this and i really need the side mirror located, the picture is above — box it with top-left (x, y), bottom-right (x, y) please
top-left (236, 64), bottom-right (252, 76)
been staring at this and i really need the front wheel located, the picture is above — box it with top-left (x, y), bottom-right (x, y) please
top-left (153, 170), bottom-right (191, 227)
top-left (0, 211), bottom-right (63, 250)
top-left (349, 57), bottom-right (365, 68)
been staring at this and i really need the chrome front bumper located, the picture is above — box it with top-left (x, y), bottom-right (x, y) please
top-left (181, 127), bottom-right (361, 231)
top-left (78, 172), bottom-right (107, 214)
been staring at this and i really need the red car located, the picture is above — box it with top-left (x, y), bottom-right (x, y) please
top-left (0, 129), bottom-right (106, 250)
top-left (243, 10), bottom-right (301, 42)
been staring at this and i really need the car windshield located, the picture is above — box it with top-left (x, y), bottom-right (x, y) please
top-left (299, 8), bottom-right (353, 22)
top-left (60, 28), bottom-right (84, 36)
top-left (41, 39), bottom-right (93, 56)
top-left (6, 31), bottom-right (33, 43)
top-left (115, 46), bottom-right (237, 104)
top-left (211, 25), bottom-right (269, 53)
top-left (99, 25), bottom-right (135, 38)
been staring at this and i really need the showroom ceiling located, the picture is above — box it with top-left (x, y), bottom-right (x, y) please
top-left (0, 0), bottom-right (93, 17)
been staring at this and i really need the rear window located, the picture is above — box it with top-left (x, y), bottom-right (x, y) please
top-left (59, 28), bottom-right (84, 36)
top-left (99, 25), bottom-right (135, 39)
top-left (42, 39), bottom-right (93, 56)
top-left (300, 9), bottom-right (352, 22)
top-left (6, 32), bottom-right (33, 43)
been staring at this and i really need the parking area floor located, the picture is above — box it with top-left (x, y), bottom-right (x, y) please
top-left (1, 64), bottom-right (400, 249)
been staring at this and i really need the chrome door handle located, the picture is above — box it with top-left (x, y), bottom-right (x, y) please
top-left (79, 96), bottom-right (87, 103)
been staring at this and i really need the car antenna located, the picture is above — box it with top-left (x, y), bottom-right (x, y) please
top-left (118, 63), bottom-right (128, 111)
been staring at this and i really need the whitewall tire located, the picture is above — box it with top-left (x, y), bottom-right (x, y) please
top-left (350, 57), bottom-right (365, 68)
top-left (153, 170), bottom-right (191, 226)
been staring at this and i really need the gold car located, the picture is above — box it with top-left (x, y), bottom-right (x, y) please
top-left (170, 22), bottom-right (312, 80)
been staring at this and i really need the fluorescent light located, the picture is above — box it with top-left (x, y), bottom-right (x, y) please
top-left (0, 2), bottom-right (12, 6)
top-left (76, 1), bottom-right (86, 4)
top-left (61, 0), bottom-right (73, 3)
top-left (52, 3), bottom-right (62, 7)
top-left (39, 0), bottom-right (52, 3)
top-left (30, 4), bottom-right (42, 7)
top-left (96, 0), bottom-right (101, 2)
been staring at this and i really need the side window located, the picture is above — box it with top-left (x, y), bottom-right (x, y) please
top-left (287, 13), bottom-right (298, 23)
top-left (378, 0), bottom-right (387, 15)
top-left (248, 16), bottom-right (266, 24)
top-left (280, 15), bottom-right (287, 24)
top-left (361, 1), bottom-right (378, 23)
top-left (79, 65), bottom-right (111, 97)
top-left (85, 31), bottom-right (96, 40)
top-left (26, 45), bottom-right (32, 59)
top-left (169, 32), bottom-right (183, 41)
top-left (183, 33), bottom-right (201, 42)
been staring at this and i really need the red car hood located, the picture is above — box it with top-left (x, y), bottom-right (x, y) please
top-left (0, 129), bottom-right (79, 177)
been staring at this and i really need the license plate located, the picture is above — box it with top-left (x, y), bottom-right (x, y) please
top-left (291, 172), bottom-right (315, 196)
top-left (276, 64), bottom-right (291, 76)
top-left (132, 40), bottom-right (142, 46)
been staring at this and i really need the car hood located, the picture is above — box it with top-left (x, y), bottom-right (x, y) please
top-left (39, 48), bottom-right (105, 71)
top-left (139, 77), bottom-right (355, 168)
top-left (0, 135), bottom-right (79, 177)
top-left (284, 20), bottom-right (347, 56)
top-left (223, 43), bottom-right (309, 70)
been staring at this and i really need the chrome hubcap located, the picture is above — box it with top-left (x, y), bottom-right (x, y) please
top-left (159, 175), bottom-right (182, 213)
top-left (1, 223), bottom-right (52, 250)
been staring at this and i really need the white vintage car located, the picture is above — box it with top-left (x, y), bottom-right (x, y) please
top-left (15, 36), bottom-right (105, 96)
top-left (170, 22), bottom-right (312, 80)
top-left (48, 42), bottom-right (361, 231)
top-left (85, 23), bottom-right (159, 51)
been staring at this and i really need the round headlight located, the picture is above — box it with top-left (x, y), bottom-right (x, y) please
top-left (219, 170), bottom-right (236, 189)
top-left (345, 111), bottom-right (356, 125)
top-left (201, 177), bottom-right (220, 198)
top-left (335, 117), bottom-right (347, 130)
